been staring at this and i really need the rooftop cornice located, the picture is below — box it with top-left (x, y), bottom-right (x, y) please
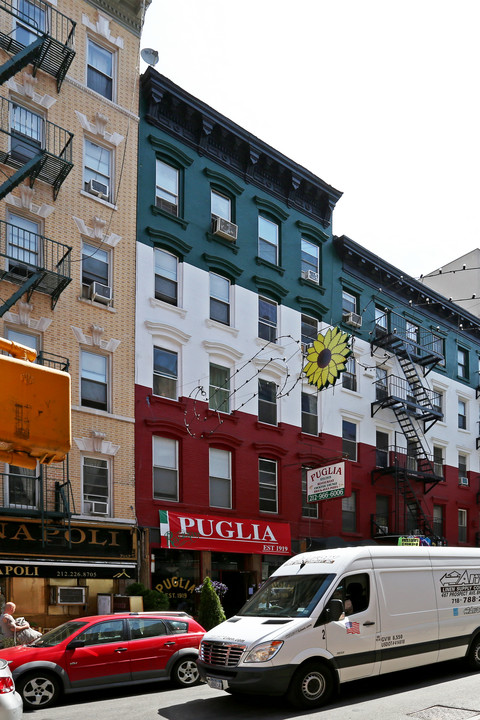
top-left (334, 234), bottom-right (480, 335)
top-left (85, 0), bottom-right (150, 35)
top-left (141, 68), bottom-right (342, 228)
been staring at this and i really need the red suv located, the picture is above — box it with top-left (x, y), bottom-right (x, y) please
top-left (0, 612), bottom-right (205, 709)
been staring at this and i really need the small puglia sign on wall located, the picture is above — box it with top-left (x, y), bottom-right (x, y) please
top-left (306, 461), bottom-right (350, 502)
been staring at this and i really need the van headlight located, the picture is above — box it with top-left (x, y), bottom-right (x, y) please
top-left (244, 640), bottom-right (283, 663)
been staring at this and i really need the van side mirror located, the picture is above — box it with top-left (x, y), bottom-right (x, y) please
top-left (66, 638), bottom-right (86, 650)
top-left (319, 598), bottom-right (344, 624)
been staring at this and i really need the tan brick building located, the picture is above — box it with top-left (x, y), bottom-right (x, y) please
top-left (0, 0), bottom-right (147, 628)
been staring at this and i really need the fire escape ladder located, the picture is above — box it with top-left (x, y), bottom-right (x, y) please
top-left (392, 404), bottom-right (435, 476)
top-left (0, 34), bottom-right (45, 84)
top-left (398, 351), bottom-right (432, 409)
top-left (398, 474), bottom-right (435, 538)
top-left (397, 347), bottom-right (439, 433)
top-left (0, 152), bottom-right (45, 201)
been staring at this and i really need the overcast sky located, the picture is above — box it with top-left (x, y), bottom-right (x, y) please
top-left (140, 0), bottom-right (480, 280)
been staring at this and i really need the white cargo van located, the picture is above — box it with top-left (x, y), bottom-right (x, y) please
top-left (197, 546), bottom-right (480, 709)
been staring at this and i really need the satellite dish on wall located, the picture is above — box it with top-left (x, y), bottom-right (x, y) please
top-left (141, 48), bottom-right (159, 66)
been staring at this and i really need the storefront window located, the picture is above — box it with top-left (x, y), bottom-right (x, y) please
top-left (152, 549), bottom-right (199, 615)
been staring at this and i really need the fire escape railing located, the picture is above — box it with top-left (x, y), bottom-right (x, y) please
top-left (0, 0), bottom-right (76, 90)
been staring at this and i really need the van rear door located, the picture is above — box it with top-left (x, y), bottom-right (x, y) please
top-left (324, 571), bottom-right (380, 681)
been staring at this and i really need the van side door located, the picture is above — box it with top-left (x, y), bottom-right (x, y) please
top-left (375, 562), bottom-right (439, 673)
top-left (324, 571), bottom-right (380, 681)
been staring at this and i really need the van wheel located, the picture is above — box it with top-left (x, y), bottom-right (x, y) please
top-left (467, 636), bottom-right (480, 670)
top-left (286, 661), bottom-right (334, 709)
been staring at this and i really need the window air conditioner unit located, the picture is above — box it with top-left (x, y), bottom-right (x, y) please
top-left (51, 586), bottom-right (87, 605)
top-left (343, 312), bottom-right (362, 328)
top-left (88, 178), bottom-right (109, 200)
top-left (301, 270), bottom-right (319, 283)
top-left (212, 216), bottom-right (238, 241)
top-left (459, 477), bottom-right (469, 486)
top-left (378, 525), bottom-right (389, 534)
top-left (91, 500), bottom-right (109, 515)
top-left (90, 281), bottom-right (112, 305)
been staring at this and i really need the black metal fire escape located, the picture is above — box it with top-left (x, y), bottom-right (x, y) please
top-left (0, 1), bottom-right (76, 537)
top-left (371, 312), bottom-right (444, 539)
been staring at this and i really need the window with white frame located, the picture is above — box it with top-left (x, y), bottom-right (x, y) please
top-left (375, 366), bottom-right (388, 401)
top-left (375, 306), bottom-right (388, 332)
top-left (259, 458), bottom-right (277, 513)
top-left (301, 467), bottom-right (318, 518)
top-left (301, 238), bottom-right (319, 282)
top-left (433, 504), bottom-right (444, 538)
top-left (209, 363), bottom-right (230, 413)
top-left (301, 392), bottom-right (317, 435)
top-left (4, 326), bottom-right (39, 355)
top-left (153, 436), bottom-right (178, 502)
top-left (209, 448), bottom-right (232, 509)
top-left (7, 212), bottom-right (40, 277)
top-left (342, 356), bottom-right (357, 392)
top-left (432, 388), bottom-right (443, 416)
top-left (342, 290), bottom-right (357, 315)
top-left (458, 347), bottom-right (468, 379)
top-left (433, 445), bottom-right (444, 477)
top-left (458, 508), bottom-right (467, 543)
top-left (154, 248), bottom-right (178, 306)
top-left (87, 38), bottom-right (114, 101)
top-left (82, 456), bottom-right (109, 515)
top-left (458, 453), bottom-right (468, 484)
top-left (84, 138), bottom-right (112, 201)
top-left (405, 320), bottom-right (418, 352)
top-left (301, 314), bottom-right (317, 348)
top-left (82, 241), bottom-right (110, 299)
top-left (258, 296), bottom-right (277, 342)
top-left (153, 347), bottom-right (177, 399)
top-left (342, 419), bottom-right (357, 461)
top-left (342, 491), bottom-right (357, 532)
top-left (431, 334), bottom-right (445, 365)
top-left (155, 159), bottom-right (179, 216)
top-left (81, 350), bottom-right (108, 411)
top-left (258, 378), bottom-right (277, 425)
top-left (10, 102), bottom-right (44, 162)
top-left (211, 189), bottom-right (231, 221)
top-left (458, 399), bottom-right (467, 430)
top-left (15, 0), bottom-right (48, 44)
top-left (376, 495), bottom-right (389, 531)
top-left (376, 431), bottom-right (389, 468)
top-left (210, 273), bottom-right (230, 325)
top-left (258, 215), bottom-right (279, 264)
top-left (7, 465), bottom-right (37, 509)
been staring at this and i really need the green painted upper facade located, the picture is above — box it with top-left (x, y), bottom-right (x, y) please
top-left (138, 67), bottom-right (480, 388)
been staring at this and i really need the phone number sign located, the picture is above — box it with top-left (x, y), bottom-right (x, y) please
top-left (307, 461), bottom-right (351, 502)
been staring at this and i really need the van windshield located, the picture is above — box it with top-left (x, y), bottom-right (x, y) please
top-left (238, 574), bottom-right (334, 618)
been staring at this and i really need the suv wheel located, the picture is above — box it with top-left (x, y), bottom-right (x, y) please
top-left (17, 670), bottom-right (61, 709)
top-left (172, 657), bottom-right (200, 687)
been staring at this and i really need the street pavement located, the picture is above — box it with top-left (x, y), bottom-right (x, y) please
top-left (26, 660), bottom-right (480, 720)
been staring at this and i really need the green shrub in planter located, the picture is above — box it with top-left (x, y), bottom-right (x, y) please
top-left (197, 576), bottom-right (226, 630)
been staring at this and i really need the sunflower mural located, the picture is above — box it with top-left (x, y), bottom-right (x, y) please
top-left (303, 327), bottom-right (352, 390)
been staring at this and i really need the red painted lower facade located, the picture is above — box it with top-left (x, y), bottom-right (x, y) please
top-left (135, 385), bottom-right (480, 614)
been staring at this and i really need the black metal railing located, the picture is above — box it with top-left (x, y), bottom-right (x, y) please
top-left (0, 95), bottom-right (73, 161)
top-left (0, 96), bottom-right (73, 196)
top-left (0, 0), bottom-right (75, 47)
top-left (375, 443), bottom-right (443, 479)
top-left (373, 374), bottom-right (442, 414)
top-left (373, 312), bottom-right (444, 366)
top-left (0, 218), bottom-right (72, 302)
top-left (37, 350), bottom-right (69, 373)
top-left (0, 460), bottom-right (74, 519)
